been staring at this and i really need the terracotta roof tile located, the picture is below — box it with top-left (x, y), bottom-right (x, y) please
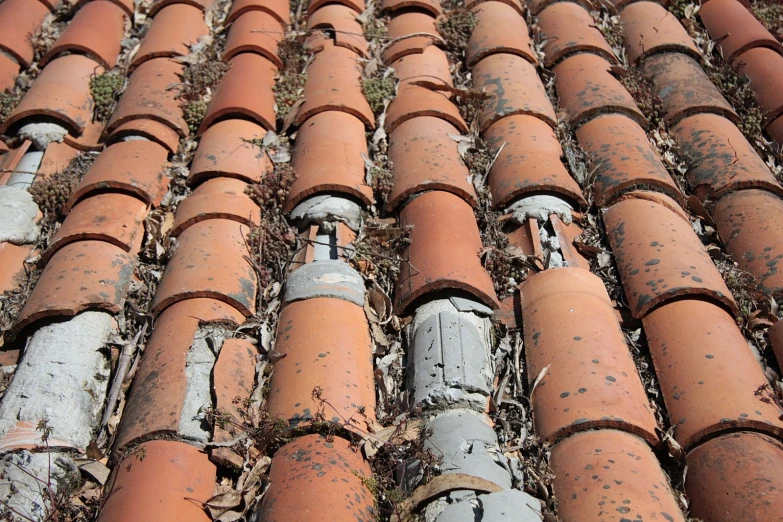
top-left (466, 0), bottom-right (524, 15)
top-left (189, 119), bottom-right (271, 185)
top-left (604, 192), bottom-right (738, 318)
top-left (385, 83), bottom-right (468, 134)
top-left (521, 268), bottom-right (659, 444)
top-left (735, 47), bottom-right (783, 125)
top-left (227, 0), bottom-right (291, 26)
top-left (131, 4), bottom-right (209, 69)
top-left (392, 45), bottom-right (452, 88)
top-left (527, 0), bottom-right (586, 15)
top-left (550, 215), bottom-right (592, 270)
top-left (387, 116), bottom-right (478, 209)
top-left (38, 0), bottom-right (61, 9)
top-left (115, 299), bottom-right (244, 450)
top-left (467, 2), bottom-right (536, 67)
top-left (642, 52), bottom-right (739, 126)
top-left (63, 120), bottom-right (106, 152)
top-left (473, 53), bottom-right (557, 131)
top-left (199, 52), bottom-right (277, 134)
top-left (151, 219), bottom-right (258, 317)
top-left (311, 0), bottom-right (365, 13)
top-left (2, 55), bottom-right (102, 136)
top-left (620, 1), bottom-right (700, 64)
top-left (536, 2), bottom-right (618, 67)
top-left (14, 241), bottom-right (134, 333)
top-left (295, 43), bottom-right (374, 128)
top-left (43, 193), bottom-right (147, 263)
top-left (41, 0), bottom-right (127, 69)
top-left (686, 432), bottom-right (783, 522)
top-left (148, 0), bottom-right (215, 16)
top-left (99, 440), bottom-right (216, 522)
top-left (699, 0), bottom-right (783, 62)
top-left (381, 0), bottom-right (439, 15)
top-left (671, 113), bottom-right (783, 198)
top-left (170, 177), bottom-right (261, 236)
top-left (287, 111), bottom-right (373, 211)
top-left (555, 53), bottom-right (646, 129)
top-left (0, 243), bottom-right (33, 295)
top-left (224, 10), bottom-right (285, 67)
top-left (644, 299), bottom-right (783, 448)
top-left (37, 141), bottom-right (81, 177)
top-left (714, 189), bottom-right (783, 298)
top-left (0, 0), bottom-right (50, 68)
top-left (307, 4), bottom-right (369, 58)
top-left (484, 115), bottom-right (586, 209)
top-left (65, 140), bottom-right (170, 211)
top-left (74, 0), bottom-right (134, 17)
top-left (768, 113), bottom-right (783, 145)
top-left (396, 190), bottom-right (499, 313)
top-left (0, 52), bottom-right (20, 92)
top-left (576, 114), bottom-right (684, 206)
top-left (257, 434), bottom-right (376, 522)
top-left (267, 297), bottom-right (376, 429)
top-left (106, 119), bottom-right (182, 153)
top-left (382, 11), bottom-right (442, 64)
top-left (107, 58), bottom-right (189, 138)
top-left (551, 430), bottom-right (685, 522)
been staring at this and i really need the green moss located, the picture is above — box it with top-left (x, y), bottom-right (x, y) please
top-left (28, 153), bottom-right (95, 218)
top-left (182, 61), bottom-right (229, 97)
top-left (0, 90), bottom-right (21, 126)
top-left (362, 76), bottom-right (396, 114)
top-left (273, 73), bottom-right (307, 120)
top-left (753, 3), bottom-right (783, 41)
top-left (436, 9), bottom-right (478, 56)
top-left (90, 72), bottom-right (124, 122)
top-left (183, 99), bottom-right (209, 134)
top-left (708, 63), bottom-right (764, 143)
top-left (618, 67), bottom-right (663, 128)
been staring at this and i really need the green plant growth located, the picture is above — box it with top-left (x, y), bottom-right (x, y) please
top-left (436, 10), bottom-right (478, 56)
top-left (90, 72), bottom-right (124, 122)
top-left (362, 76), bottom-right (396, 114)
top-left (183, 99), bottom-right (209, 134)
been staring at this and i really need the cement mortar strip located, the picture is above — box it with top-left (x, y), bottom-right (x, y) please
top-left (0, 451), bottom-right (80, 522)
top-left (0, 311), bottom-right (114, 451)
top-left (283, 260), bottom-right (366, 306)
top-left (290, 194), bottom-right (363, 232)
top-left (18, 122), bottom-right (69, 151)
top-left (7, 150), bottom-right (43, 188)
top-left (507, 194), bottom-right (573, 224)
top-left (435, 490), bottom-right (543, 522)
top-left (0, 185), bottom-right (40, 244)
top-left (408, 299), bottom-right (494, 410)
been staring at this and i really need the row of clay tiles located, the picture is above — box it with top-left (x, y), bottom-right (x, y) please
top-left (695, 0), bottom-right (783, 147)
top-left (529, 0), bottom-right (783, 520)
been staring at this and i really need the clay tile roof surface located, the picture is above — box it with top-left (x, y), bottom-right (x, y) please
top-left (4, 0), bottom-right (783, 520)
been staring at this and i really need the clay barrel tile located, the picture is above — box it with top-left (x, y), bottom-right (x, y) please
top-left (267, 297), bottom-right (376, 429)
top-left (106, 58), bottom-right (189, 138)
top-left (735, 47), bottom-right (783, 124)
top-left (227, 0), bottom-right (291, 26)
top-left (310, 0), bottom-right (365, 14)
top-left (387, 116), bottom-right (478, 210)
top-left (484, 115), bottom-right (586, 209)
top-left (63, 120), bottom-right (105, 152)
top-left (385, 83), bottom-right (468, 134)
top-left (257, 434), bottom-right (376, 522)
top-left (550, 215), bottom-right (592, 270)
top-left (554, 53), bottom-right (647, 129)
top-left (527, 0), bottom-right (587, 15)
top-left (396, 191), bottom-right (499, 313)
top-left (576, 114), bottom-right (684, 207)
top-left (382, 11), bottom-right (442, 64)
top-left (0, 53), bottom-right (20, 92)
top-left (224, 10), bottom-right (284, 67)
top-left (0, 243), bottom-right (33, 296)
top-left (37, 0), bottom-right (61, 8)
top-left (381, 0), bottom-right (439, 15)
top-left (642, 52), bottom-right (739, 126)
top-left (473, 53), bottom-right (557, 131)
top-left (65, 140), bottom-right (170, 212)
top-left (286, 111), bottom-right (373, 211)
top-left (211, 338), bottom-right (257, 469)
top-left (115, 298), bottom-right (243, 450)
top-left (171, 177), bottom-right (261, 236)
top-left (466, 0), bottom-right (524, 15)
top-left (131, 4), bottom-right (208, 69)
top-left (190, 119), bottom-right (271, 185)
top-left (672, 113), bottom-right (783, 198)
top-left (536, 2), bottom-right (617, 67)
top-left (643, 300), bottom-right (783, 448)
top-left (466, 2), bottom-right (536, 67)
top-left (521, 268), bottom-right (659, 444)
top-left (620, 1), bottom-right (700, 64)
top-left (152, 220), bottom-right (257, 317)
top-left (148, 0), bottom-right (215, 16)
top-left (307, 4), bottom-right (368, 58)
top-left (107, 119), bottom-right (181, 154)
top-left (714, 189), bottom-right (783, 298)
top-left (770, 320), bottom-right (783, 367)
top-left (37, 141), bottom-right (81, 177)
top-left (700, 0), bottom-right (782, 62)
top-left (551, 430), bottom-right (685, 522)
top-left (687, 432), bottom-right (783, 522)
top-left (43, 193), bottom-right (148, 263)
top-left (2, 55), bottom-right (102, 136)
top-left (604, 193), bottom-right (738, 318)
top-left (198, 52), bottom-right (277, 134)
top-left (41, 1), bottom-right (126, 69)
top-left (392, 45), bottom-right (453, 89)
top-left (74, 0), bottom-right (134, 17)
top-left (295, 44), bottom-right (374, 128)
top-left (769, 114), bottom-right (783, 146)
top-left (0, 0), bottom-right (50, 68)
top-left (98, 440), bottom-right (216, 522)
top-left (14, 241), bottom-right (134, 333)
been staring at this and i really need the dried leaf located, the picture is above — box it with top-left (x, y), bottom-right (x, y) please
top-left (76, 459), bottom-right (110, 485)
top-left (204, 490), bottom-right (243, 518)
top-left (362, 419), bottom-right (423, 459)
top-left (530, 364), bottom-right (550, 398)
top-left (281, 98), bottom-right (306, 134)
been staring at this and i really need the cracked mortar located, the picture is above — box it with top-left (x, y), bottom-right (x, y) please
top-left (0, 185), bottom-right (40, 244)
top-left (18, 122), bottom-right (69, 151)
top-left (290, 194), bottom-right (363, 232)
top-left (506, 194), bottom-right (573, 224)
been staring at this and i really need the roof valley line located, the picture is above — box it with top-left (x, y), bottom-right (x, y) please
top-left (0, 0), bottom-right (782, 521)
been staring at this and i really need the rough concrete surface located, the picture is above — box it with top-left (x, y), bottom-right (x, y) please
top-left (435, 490), bottom-right (543, 522)
top-left (507, 194), bottom-right (573, 224)
top-left (0, 311), bottom-right (114, 450)
top-left (0, 185), bottom-right (40, 244)
top-left (290, 194), bottom-right (363, 231)
top-left (18, 122), bottom-right (68, 151)
top-left (284, 260), bottom-right (365, 306)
